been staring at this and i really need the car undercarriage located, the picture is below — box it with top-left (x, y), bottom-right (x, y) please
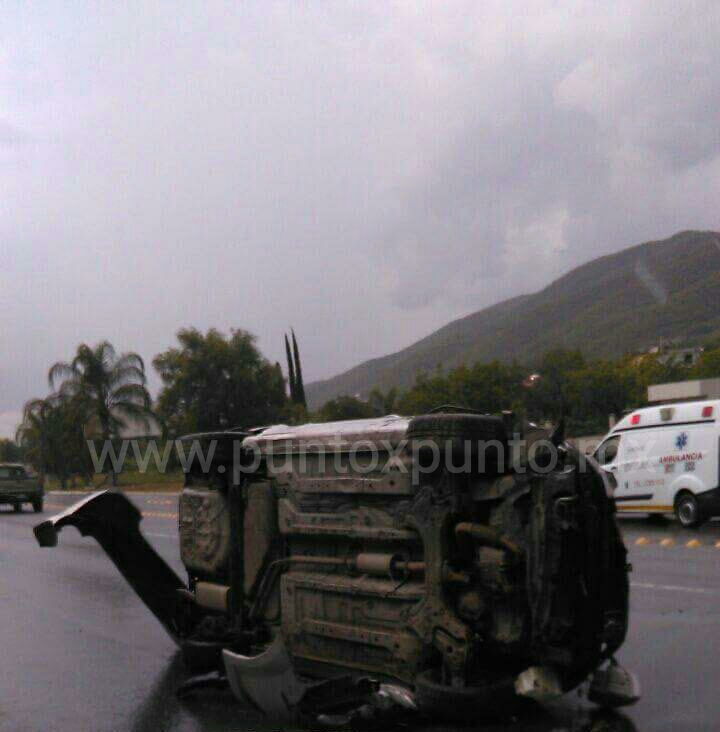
top-left (34, 411), bottom-right (637, 724)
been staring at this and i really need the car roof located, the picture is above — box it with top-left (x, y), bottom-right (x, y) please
top-left (612, 399), bottom-right (720, 433)
top-left (243, 414), bottom-right (411, 454)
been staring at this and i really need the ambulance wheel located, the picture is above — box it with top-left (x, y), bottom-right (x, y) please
top-left (675, 492), bottom-right (704, 528)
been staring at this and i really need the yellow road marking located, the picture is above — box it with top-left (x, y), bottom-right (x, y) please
top-left (37, 501), bottom-right (178, 521)
top-left (715, 541), bottom-right (720, 549)
top-left (660, 538), bottom-right (675, 547)
top-left (143, 511), bottom-right (178, 520)
top-left (686, 539), bottom-right (702, 548)
top-left (635, 537), bottom-right (650, 546)
top-left (44, 504), bottom-right (177, 520)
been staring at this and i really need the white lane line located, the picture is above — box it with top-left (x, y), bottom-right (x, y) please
top-left (145, 532), bottom-right (175, 540)
top-left (631, 581), bottom-right (720, 596)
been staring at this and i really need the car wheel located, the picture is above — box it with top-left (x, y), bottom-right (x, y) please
top-left (13, 503), bottom-right (22, 513)
top-left (406, 413), bottom-right (508, 472)
top-left (33, 499), bottom-right (43, 513)
top-left (675, 493), bottom-right (703, 528)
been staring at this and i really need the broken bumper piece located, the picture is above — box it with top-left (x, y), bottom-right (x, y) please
top-left (223, 637), bottom-right (413, 724)
top-left (589, 661), bottom-right (641, 708)
top-left (34, 490), bottom-right (189, 643)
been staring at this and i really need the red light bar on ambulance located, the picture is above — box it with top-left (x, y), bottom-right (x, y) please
top-left (630, 414), bottom-right (641, 425)
top-left (702, 405), bottom-right (714, 419)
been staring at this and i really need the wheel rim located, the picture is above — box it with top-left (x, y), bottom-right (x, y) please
top-left (679, 499), bottom-right (696, 525)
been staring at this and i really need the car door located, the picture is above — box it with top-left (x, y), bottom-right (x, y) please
top-left (617, 429), bottom-right (659, 507)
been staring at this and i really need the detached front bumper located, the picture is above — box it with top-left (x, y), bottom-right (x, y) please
top-left (34, 490), bottom-right (189, 642)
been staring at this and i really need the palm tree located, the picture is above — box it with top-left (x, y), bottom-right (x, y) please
top-left (49, 341), bottom-right (153, 486)
top-left (16, 398), bottom-right (55, 487)
top-left (16, 395), bottom-right (86, 488)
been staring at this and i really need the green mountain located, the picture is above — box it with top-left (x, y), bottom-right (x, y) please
top-left (306, 231), bottom-right (720, 408)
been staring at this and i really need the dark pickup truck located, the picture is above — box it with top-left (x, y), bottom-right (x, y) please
top-left (0, 463), bottom-right (44, 513)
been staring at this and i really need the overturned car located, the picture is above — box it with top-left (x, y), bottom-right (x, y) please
top-left (34, 411), bottom-right (636, 723)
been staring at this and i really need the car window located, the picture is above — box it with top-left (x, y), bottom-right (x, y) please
top-left (0, 467), bottom-right (26, 479)
top-left (595, 435), bottom-right (621, 465)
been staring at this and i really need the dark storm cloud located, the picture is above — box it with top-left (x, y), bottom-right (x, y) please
top-left (1, 1), bottom-right (719, 436)
top-left (383, 1), bottom-right (720, 311)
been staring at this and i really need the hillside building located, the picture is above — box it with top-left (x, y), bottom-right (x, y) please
top-left (647, 377), bottom-right (720, 404)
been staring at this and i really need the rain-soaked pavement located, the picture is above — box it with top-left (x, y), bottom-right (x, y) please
top-left (1, 492), bottom-right (719, 732)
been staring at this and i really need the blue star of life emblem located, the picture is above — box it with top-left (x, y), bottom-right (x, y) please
top-left (675, 432), bottom-right (688, 450)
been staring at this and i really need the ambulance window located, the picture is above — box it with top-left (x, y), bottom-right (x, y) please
top-left (596, 436), bottom-right (621, 465)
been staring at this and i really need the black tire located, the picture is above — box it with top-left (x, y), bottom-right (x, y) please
top-left (414, 669), bottom-right (515, 722)
top-left (32, 499), bottom-right (43, 513)
top-left (13, 503), bottom-right (22, 513)
top-left (675, 492), bottom-right (704, 528)
top-left (406, 413), bottom-right (508, 473)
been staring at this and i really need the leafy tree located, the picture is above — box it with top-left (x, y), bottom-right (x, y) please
top-left (525, 349), bottom-right (586, 422)
top-left (628, 353), bottom-right (686, 405)
top-left (568, 359), bottom-right (638, 434)
top-left (368, 387), bottom-right (398, 415)
top-left (454, 361), bottom-right (526, 414)
top-left (316, 395), bottom-right (375, 422)
top-left (0, 439), bottom-right (22, 463)
top-left (49, 341), bottom-right (153, 485)
top-left (396, 368), bottom-right (454, 414)
top-left (396, 361), bottom-right (526, 416)
top-left (153, 327), bottom-right (286, 434)
top-left (692, 347), bottom-right (720, 379)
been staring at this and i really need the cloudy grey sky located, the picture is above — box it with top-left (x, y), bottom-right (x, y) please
top-left (2, 1), bottom-right (720, 437)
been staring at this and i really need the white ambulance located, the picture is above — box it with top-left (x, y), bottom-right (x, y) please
top-left (593, 400), bottom-right (720, 527)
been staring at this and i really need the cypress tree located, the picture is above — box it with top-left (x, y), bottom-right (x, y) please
top-left (291, 329), bottom-right (307, 409)
top-left (284, 334), bottom-right (296, 402)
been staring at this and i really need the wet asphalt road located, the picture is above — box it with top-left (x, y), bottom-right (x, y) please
top-left (1, 493), bottom-right (720, 732)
